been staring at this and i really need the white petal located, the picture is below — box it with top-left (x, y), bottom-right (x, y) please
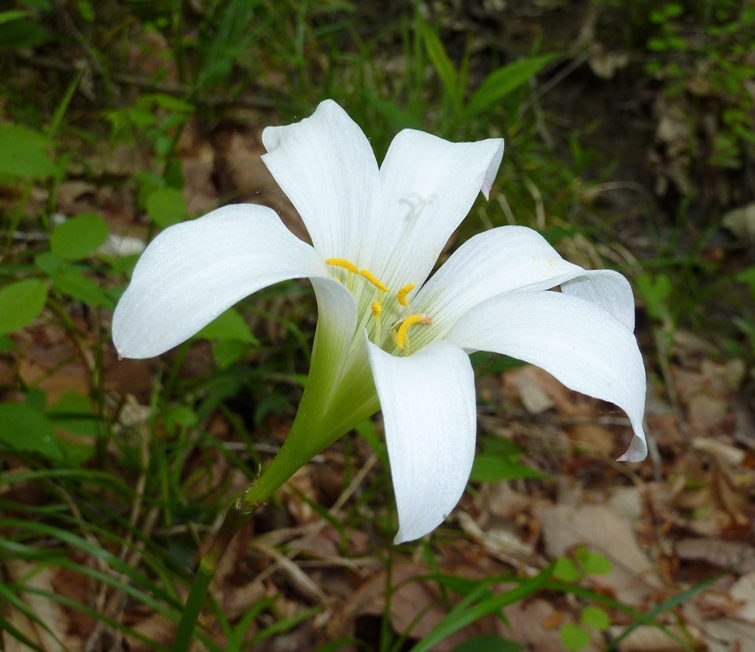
top-left (261, 100), bottom-right (380, 262)
top-left (373, 130), bottom-right (504, 290)
top-left (413, 226), bottom-right (583, 341)
top-left (307, 276), bottom-right (360, 409)
top-left (561, 270), bottom-right (636, 331)
top-left (447, 292), bottom-right (647, 461)
top-left (367, 340), bottom-right (477, 543)
top-left (113, 204), bottom-right (327, 358)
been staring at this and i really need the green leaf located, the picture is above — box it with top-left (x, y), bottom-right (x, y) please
top-left (0, 403), bottom-right (63, 460)
top-left (0, 11), bottom-right (29, 25)
top-left (580, 605), bottom-right (610, 631)
top-left (50, 214), bottom-right (109, 260)
top-left (167, 406), bottom-right (197, 430)
top-left (560, 623), bottom-right (590, 650)
top-left (48, 391), bottom-right (101, 438)
top-left (0, 335), bottom-right (16, 352)
top-left (469, 452), bottom-right (547, 482)
top-left (576, 546), bottom-right (612, 575)
top-left (451, 635), bottom-right (522, 652)
top-left (52, 266), bottom-right (113, 308)
top-left (154, 93), bottom-right (194, 113)
top-left (464, 54), bottom-right (556, 120)
top-left (553, 557), bottom-right (581, 583)
top-left (0, 18), bottom-right (49, 49)
top-left (0, 124), bottom-right (57, 178)
top-left (76, 1), bottom-right (94, 22)
top-left (0, 279), bottom-right (48, 335)
top-left (212, 340), bottom-right (248, 369)
top-left (418, 19), bottom-right (461, 112)
top-left (146, 187), bottom-right (188, 228)
top-left (196, 307), bottom-right (258, 344)
top-left (25, 388), bottom-right (46, 411)
top-left (35, 252), bottom-right (65, 275)
top-left (367, 93), bottom-right (422, 131)
top-left (636, 273), bottom-right (672, 322)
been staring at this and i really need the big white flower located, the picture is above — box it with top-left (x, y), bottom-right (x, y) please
top-left (113, 100), bottom-right (646, 543)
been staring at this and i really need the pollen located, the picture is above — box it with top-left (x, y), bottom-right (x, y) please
top-left (371, 301), bottom-right (382, 318)
top-left (360, 269), bottom-right (390, 293)
top-left (325, 258), bottom-right (359, 274)
top-left (397, 283), bottom-right (415, 306)
top-left (396, 313), bottom-right (432, 350)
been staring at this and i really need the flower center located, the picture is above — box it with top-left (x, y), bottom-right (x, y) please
top-left (325, 258), bottom-right (431, 354)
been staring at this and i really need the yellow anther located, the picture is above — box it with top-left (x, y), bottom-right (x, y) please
top-left (325, 258), bottom-right (359, 274)
top-left (396, 313), bottom-right (432, 350)
top-left (360, 269), bottom-right (390, 293)
top-left (371, 301), bottom-right (382, 318)
top-left (397, 283), bottom-right (415, 307)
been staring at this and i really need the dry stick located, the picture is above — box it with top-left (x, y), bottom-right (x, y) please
top-left (248, 455), bottom-right (379, 591)
top-left (83, 396), bottom-right (152, 650)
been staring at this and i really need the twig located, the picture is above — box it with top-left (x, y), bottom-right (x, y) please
top-left (523, 174), bottom-right (546, 230)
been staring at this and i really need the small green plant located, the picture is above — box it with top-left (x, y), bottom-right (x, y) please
top-left (644, 2), bottom-right (755, 169)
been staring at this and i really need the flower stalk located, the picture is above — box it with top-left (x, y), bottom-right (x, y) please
top-left (171, 495), bottom-right (260, 652)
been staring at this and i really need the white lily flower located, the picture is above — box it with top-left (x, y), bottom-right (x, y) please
top-left (113, 100), bottom-right (646, 544)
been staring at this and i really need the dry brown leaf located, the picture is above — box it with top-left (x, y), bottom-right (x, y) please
top-left (4, 560), bottom-right (69, 652)
top-left (536, 503), bottom-right (663, 606)
top-left (123, 612), bottom-right (176, 652)
top-left (502, 598), bottom-right (575, 652)
top-left (676, 539), bottom-right (755, 574)
top-left (517, 371), bottom-right (555, 414)
top-left (217, 131), bottom-right (307, 242)
top-left (691, 439), bottom-right (746, 466)
top-left (723, 202), bottom-right (755, 243)
top-left (339, 563), bottom-right (497, 651)
top-left (17, 357), bottom-right (89, 404)
top-left (482, 481), bottom-right (532, 520)
top-left (50, 566), bottom-right (95, 639)
top-left (2, 606), bottom-right (43, 652)
top-left (699, 618), bottom-right (755, 652)
top-left (588, 43), bottom-right (629, 79)
top-left (182, 146), bottom-right (217, 216)
top-left (731, 573), bottom-right (755, 623)
top-left (609, 624), bottom-right (705, 651)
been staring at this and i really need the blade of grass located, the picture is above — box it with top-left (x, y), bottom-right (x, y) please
top-left (410, 568), bottom-right (551, 652)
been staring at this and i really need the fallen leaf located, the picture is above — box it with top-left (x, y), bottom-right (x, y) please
top-left (5, 560), bottom-right (69, 652)
top-left (536, 503), bottom-right (663, 606)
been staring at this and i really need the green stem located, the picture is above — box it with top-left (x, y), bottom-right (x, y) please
top-left (171, 496), bottom-right (260, 652)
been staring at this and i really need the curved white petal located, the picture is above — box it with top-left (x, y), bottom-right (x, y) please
top-left (447, 292), bottom-right (647, 461)
top-left (367, 340), bottom-right (477, 543)
top-left (373, 130), bottom-right (504, 290)
top-left (261, 100), bottom-right (380, 262)
top-left (113, 204), bottom-right (327, 359)
top-left (308, 276), bottom-right (359, 408)
top-left (412, 226), bottom-right (583, 342)
top-left (561, 270), bottom-right (636, 331)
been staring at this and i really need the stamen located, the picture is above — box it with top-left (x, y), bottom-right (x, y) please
top-left (325, 258), bottom-right (359, 274)
top-left (396, 313), bottom-right (432, 350)
top-left (397, 283), bottom-right (415, 307)
top-left (360, 269), bottom-right (389, 293)
top-left (371, 301), bottom-right (382, 318)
